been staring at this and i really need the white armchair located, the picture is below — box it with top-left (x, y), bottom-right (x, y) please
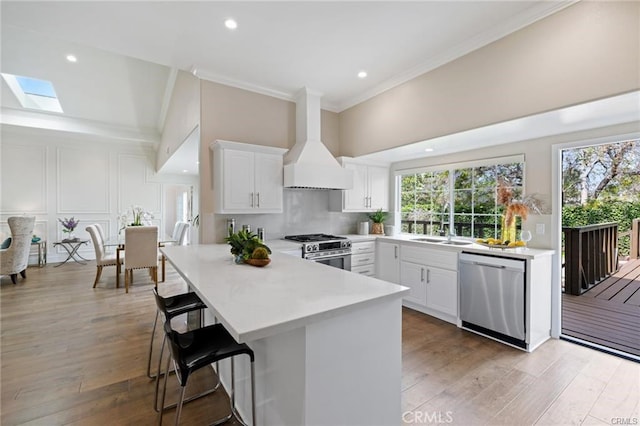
top-left (0, 216), bottom-right (36, 284)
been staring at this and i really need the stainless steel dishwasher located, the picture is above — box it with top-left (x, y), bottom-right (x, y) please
top-left (459, 252), bottom-right (526, 349)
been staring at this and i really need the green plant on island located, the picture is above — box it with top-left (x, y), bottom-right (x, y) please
top-left (225, 229), bottom-right (271, 261)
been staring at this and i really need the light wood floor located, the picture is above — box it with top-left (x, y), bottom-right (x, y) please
top-left (2, 262), bottom-right (639, 425)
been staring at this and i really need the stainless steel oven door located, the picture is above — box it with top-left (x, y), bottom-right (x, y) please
top-left (311, 253), bottom-right (351, 271)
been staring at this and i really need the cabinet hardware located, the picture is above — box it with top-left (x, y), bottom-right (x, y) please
top-left (394, 246), bottom-right (398, 259)
top-left (250, 192), bottom-right (254, 207)
top-left (421, 268), bottom-right (425, 282)
top-left (427, 269), bottom-right (430, 283)
top-left (257, 192), bottom-right (260, 208)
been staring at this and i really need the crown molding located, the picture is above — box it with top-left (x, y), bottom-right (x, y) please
top-left (194, 69), bottom-right (294, 103)
top-left (193, 69), bottom-right (343, 113)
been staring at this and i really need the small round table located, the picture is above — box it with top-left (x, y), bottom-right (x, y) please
top-left (53, 239), bottom-right (89, 266)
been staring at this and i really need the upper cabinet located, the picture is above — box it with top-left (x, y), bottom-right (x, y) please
top-left (330, 157), bottom-right (389, 212)
top-left (211, 140), bottom-right (288, 214)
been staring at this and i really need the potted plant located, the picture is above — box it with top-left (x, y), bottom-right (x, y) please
top-left (368, 209), bottom-right (388, 235)
top-left (225, 229), bottom-right (272, 266)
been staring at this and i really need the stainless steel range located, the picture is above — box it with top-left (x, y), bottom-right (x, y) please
top-left (284, 234), bottom-right (352, 271)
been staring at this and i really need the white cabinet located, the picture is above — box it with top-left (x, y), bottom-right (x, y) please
top-left (330, 158), bottom-right (389, 212)
top-left (351, 240), bottom-right (376, 277)
top-left (425, 267), bottom-right (457, 317)
top-left (376, 241), bottom-right (400, 284)
top-left (212, 140), bottom-right (287, 214)
top-left (399, 260), bottom-right (427, 306)
top-left (399, 244), bottom-right (458, 324)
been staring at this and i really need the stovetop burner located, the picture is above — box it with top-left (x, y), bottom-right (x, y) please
top-left (284, 234), bottom-right (347, 243)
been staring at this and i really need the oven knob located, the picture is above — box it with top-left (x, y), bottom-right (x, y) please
top-left (305, 244), bottom-right (313, 252)
top-left (313, 244), bottom-right (319, 251)
top-left (344, 241), bottom-right (351, 248)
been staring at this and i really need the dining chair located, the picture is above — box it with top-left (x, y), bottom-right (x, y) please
top-left (159, 222), bottom-right (190, 282)
top-left (0, 216), bottom-right (36, 284)
top-left (124, 226), bottom-right (158, 293)
top-left (86, 225), bottom-right (122, 288)
top-left (94, 223), bottom-right (106, 243)
top-left (173, 221), bottom-right (190, 246)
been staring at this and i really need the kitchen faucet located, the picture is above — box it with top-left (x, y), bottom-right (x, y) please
top-left (439, 203), bottom-right (449, 237)
top-left (447, 229), bottom-right (457, 243)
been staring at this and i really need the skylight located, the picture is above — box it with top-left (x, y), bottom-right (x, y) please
top-left (1, 73), bottom-right (63, 113)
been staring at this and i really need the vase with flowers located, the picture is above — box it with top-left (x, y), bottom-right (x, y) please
top-left (497, 178), bottom-right (527, 243)
top-left (496, 178), bottom-right (544, 244)
top-left (59, 217), bottom-right (79, 241)
top-left (117, 206), bottom-right (154, 235)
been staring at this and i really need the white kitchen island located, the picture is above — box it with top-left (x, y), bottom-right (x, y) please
top-left (160, 244), bottom-right (409, 426)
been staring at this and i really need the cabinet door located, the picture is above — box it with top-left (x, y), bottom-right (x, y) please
top-left (377, 242), bottom-right (400, 284)
top-left (343, 163), bottom-right (368, 211)
top-left (400, 261), bottom-right (427, 306)
top-left (254, 152), bottom-right (283, 212)
top-left (367, 165), bottom-right (389, 211)
top-left (426, 267), bottom-right (458, 317)
top-left (222, 149), bottom-right (255, 211)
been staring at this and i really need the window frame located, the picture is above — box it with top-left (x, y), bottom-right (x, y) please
top-left (394, 154), bottom-right (526, 238)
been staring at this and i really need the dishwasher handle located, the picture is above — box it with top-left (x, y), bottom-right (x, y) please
top-left (471, 262), bottom-right (506, 269)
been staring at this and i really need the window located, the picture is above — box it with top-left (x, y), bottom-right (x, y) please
top-left (399, 156), bottom-right (524, 239)
top-left (1, 73), bottom-right (63, 113)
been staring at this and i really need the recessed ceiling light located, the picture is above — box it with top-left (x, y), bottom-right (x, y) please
top-left (66, 54), bottom-right (77, 63)
top-left (357, 71), bottom-right (367, 79)
top-left (182, 169), bottom-right (189, 173)
top-left (225, 18), bottom-right (238, 30)
top-left (424, 148), bottom-right (434, 152)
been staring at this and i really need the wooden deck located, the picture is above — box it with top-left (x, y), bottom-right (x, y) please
top-left (562, 258), bottom-right (640, 357)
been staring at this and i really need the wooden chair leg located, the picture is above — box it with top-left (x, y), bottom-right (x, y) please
top-left (19, 269), bottom-right (26, 279)
top-left (10, 274), bottom-right (17, 284)
top-left (93, 266), bottom-right (103, 288)
top-left (161, 255), bottom-right (165, 282)
top-left (153, 266), bottom-right (158, 289)
top-left (125, 268), bottom-right (129, 293)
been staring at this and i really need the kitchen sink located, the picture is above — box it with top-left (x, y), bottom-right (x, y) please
top-left (441, 240), bottom-right (473, 246)
top-left (411, 237), bottom-right (472, 246)
top-left (411, 237), bottom-right (445, 243)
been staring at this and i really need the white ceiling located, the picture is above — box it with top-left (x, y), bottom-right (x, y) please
top-left (2, 1), bottom-right (572, 112)
top-left (11, 0), bottom-right (635, 174)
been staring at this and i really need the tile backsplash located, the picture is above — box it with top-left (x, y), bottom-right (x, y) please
top-left (214, 189), bottom-right (367, 242)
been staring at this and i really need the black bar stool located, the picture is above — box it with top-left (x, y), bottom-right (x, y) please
top-left (158, 321), bottom-right (256, 426)
top-left (148, 289), bottom-right (207, 378)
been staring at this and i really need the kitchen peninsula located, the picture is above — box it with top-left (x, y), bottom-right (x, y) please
top-left (161, 244), bottom-right (409, 426)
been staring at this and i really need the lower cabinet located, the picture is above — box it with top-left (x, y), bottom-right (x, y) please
top-left (425, 267), bottom-right (457, 317)
top-left (399, 244), bottom-right (458, 324)
top-left (399, 260), bottom-right (427, 305)
top-left (351, 240), bottom-right (376, 277)
top-left (376, 241), bottom-right (400, 284)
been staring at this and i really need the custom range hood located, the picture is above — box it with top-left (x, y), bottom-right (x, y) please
top-left (283, 88), bottom-right (353, 190)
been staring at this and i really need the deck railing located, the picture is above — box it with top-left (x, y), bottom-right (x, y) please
top-left (563, 222), bottom-right (619, 295)
top-left (631, 218), bottom-right (639, 260)
top-left (400, 220), bottom-right (517, 237)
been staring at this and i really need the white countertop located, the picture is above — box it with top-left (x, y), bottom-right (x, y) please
top-left (377, 234), bottom-right (555, 259)
top-left (161, 244), bottom-right (409, 343)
